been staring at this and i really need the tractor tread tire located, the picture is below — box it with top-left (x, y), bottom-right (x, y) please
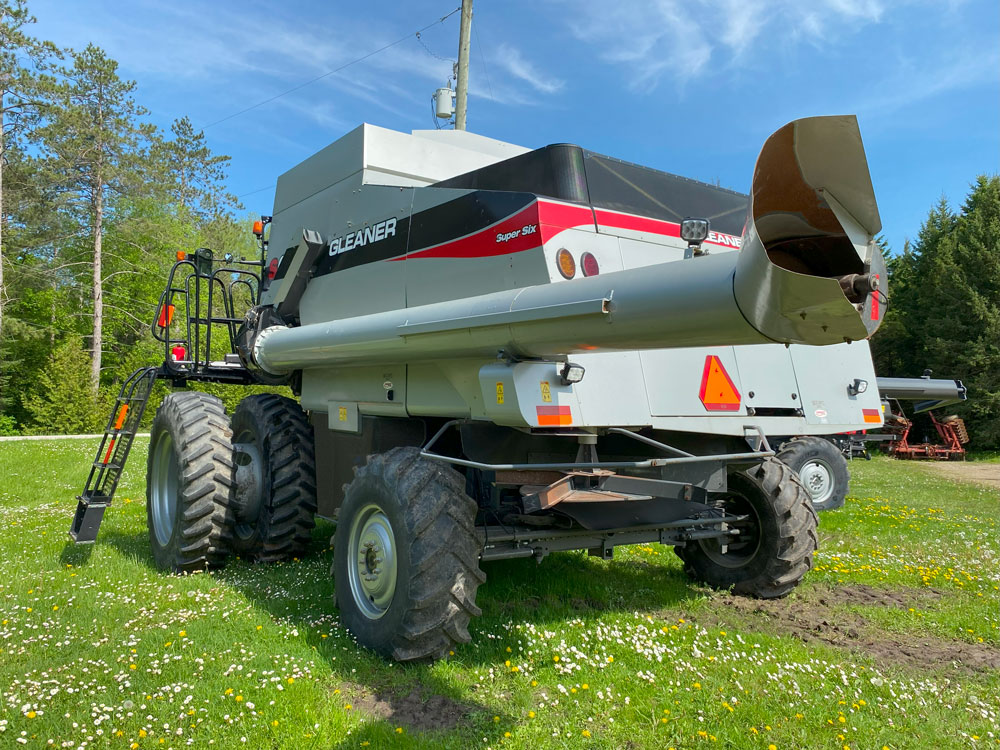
top-left (147, 391), bottom-right (235, 573)
top-left (676, 457), bottom-right (818, 599)
top-left (231, 394), bottom-right (317, 563)
top-left (333, 447), bottom-right (485, 663)
top-left (776, 436), bottom-right (850, 512)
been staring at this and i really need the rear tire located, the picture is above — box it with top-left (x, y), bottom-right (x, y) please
top-left (333, 447), bottom-right (485, 662)
top-left (147, 392), bottom-right (234, 573)
top-left (776, 436), bottom-right (850, 511)
top-left (230, 394), bottom-right (317, 562)
top-left (676, 457), bottom-right (818, 598)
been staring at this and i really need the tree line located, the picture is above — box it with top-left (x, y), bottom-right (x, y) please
top-left (870, 176), bottom-right (1000, 448)
top-left (1, 0), bottom-right (997, 448)
top-left (0, 0), bottom-right (258, 435)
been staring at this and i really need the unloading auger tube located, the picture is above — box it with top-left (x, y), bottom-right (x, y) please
top-left (252, 116), bottom-right (886, 375)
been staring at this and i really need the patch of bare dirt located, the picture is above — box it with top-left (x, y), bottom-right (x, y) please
top-left (692, 585), bottom-right (1000, 674)
top-left (341, 683), bottom-right (476, 732)
top-left (919, 461), bottom-right (1000, 489)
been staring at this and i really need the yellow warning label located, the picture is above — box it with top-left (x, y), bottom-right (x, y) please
top-left (496, 382), bottom-right (505, 405)
top-left (540, 381), bottom-right (552, 403)
top-left (338, 407), bottom-right (347, 422)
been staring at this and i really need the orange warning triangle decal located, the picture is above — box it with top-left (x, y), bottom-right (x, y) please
top-left (699, 355), bottom-right (741, 412)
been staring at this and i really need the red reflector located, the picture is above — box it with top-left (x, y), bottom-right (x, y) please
top-left (536, 405), bottom-right (573, 426)
top-left (862, 408), bottom-right (881, 424)
top-left (581, 252), bottom-right (600, 277)
top-left (157, 304), bottom-right (175, 328)
top-left (267, 257), bottom-right (279, 280)
top-left (699, 355), bottom-right (741, 412)
top-left (870, 274), bottom-right (880, 320)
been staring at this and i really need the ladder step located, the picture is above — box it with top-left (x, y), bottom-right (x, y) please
top-left (69, 500), bottom-right (108, 544)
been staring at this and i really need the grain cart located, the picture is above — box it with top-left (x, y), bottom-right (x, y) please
top-left (70, 115), bottom-right (887, 661)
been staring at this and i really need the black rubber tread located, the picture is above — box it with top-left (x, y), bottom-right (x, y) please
top-left (333, 447), bottom-right (485, 663)
top-left (776, 436), bottom-right (850, 512)
top-left (146, 391), bottom-right (235, 573)
top-left (230, 394), bottom-right (317, 563)
top-left (676, 457), bottom-right (818, 599)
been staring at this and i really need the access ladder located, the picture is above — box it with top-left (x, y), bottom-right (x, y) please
top-left (69, 367), bottom-right (159, 542)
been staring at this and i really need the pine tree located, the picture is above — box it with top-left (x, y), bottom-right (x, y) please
top-left (152, 116), bottom-right (239, 219)
top-left (0, 0), bottom-right (58, 350)
top-left (36, 44), bottom-right (149, 395)
top-left (24, 336), bottom-right (102, 433)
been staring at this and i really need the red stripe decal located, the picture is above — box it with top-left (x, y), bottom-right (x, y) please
top-left (400, 204), bottom-right (541, 260)
top-left (862, 409), bottom-right (880, 416)
top-left (594, 208), bottom-right (743, 250)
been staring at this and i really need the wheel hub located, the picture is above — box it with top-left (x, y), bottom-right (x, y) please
top-left (347, 505), bottom-right (398, 619)
top-left (232, 438), bottom-right (264, 538)
top-left (150, 433), bottom-right (180, 546)
top-left (799, 459), bottom-right (833, 504)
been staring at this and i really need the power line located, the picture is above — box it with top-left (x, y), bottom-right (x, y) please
top-left (238, 184), bottom-right (275, 199)
top-left (199, 7), bottom-right (462, 132)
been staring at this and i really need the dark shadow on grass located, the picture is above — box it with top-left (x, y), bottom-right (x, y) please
top-left (59, 541), bottom-right (94, 567)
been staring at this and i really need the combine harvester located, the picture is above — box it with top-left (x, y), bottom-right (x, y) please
top-left (70, 116), bottom-right (887, 661)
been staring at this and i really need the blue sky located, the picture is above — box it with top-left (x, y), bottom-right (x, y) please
top-left (30, 0), bottom-right (999, 253)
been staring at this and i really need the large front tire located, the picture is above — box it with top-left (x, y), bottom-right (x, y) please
top-left (333, 447), bottom-right (485, 662)
top-left (147, 392), bottom-right (235, 573)
top-left (776, 436), bottom-right (850, 511)
top-left (230, 394), bottom-right (317, 562)
top-left (676, 457), bottom-right (818, 598)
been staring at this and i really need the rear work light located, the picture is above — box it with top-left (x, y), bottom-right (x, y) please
top-left (581, 252), bottom-right (600, 277)
top-left (556, 248), bottom-right (576, 279)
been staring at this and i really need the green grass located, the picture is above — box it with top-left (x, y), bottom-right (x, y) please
top-left (1, 441), bottom-right (998, 749)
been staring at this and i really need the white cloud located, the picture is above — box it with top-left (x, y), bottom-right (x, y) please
top-left (563, 0), bottom-right (916, 89)
top-left (493, 43), bottom-right (565, 94)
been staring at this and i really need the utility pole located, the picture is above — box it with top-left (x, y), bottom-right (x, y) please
top-left (454, 0), bottom-right (473, 130)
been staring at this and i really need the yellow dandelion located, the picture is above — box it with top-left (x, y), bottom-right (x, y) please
top-left (693, 682), bottom-right (701, 689)
top-left (225, 688), bottom-right (233, 695)
top-left (256, 625), bottom-right (263, 630)
top-left (553, 655), bottom-right (560, 662)
top-left (287, 677), bottom-right (295, 684)
top-left (531, 680), bottom-right (538, 687)
top-left (582, 729), bottom-right (591, 738)
top-left (528, 711), bottom-right (536, 718)
top-left (235, 695), bottom-right (243, 702)
top-left (52, 605), bottom-right (58, 611)
top-left (344, 704), bottom-right (352, 711)
top-left (504, 732), bottom-right (511, 738)
top-left (581, 683), bottom-right (589, 690)
top-left (139, 730), bottom-right (147, 738)
top-left (129, 664), bottom-right (137, 670)
top-left (26, 711), bottom-right (36, 719)
top-left (768, 745), bottom-right (777, 750)
top-left (395, 728), bottom-right (403, 734)
top-left (493, 716), bottom-right (500, 722)
top-left (179, 630), bottom-right (187, 637)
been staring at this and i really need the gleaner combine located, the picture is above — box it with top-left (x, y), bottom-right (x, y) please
top-left (70, 115), bottom-right (888, 661)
